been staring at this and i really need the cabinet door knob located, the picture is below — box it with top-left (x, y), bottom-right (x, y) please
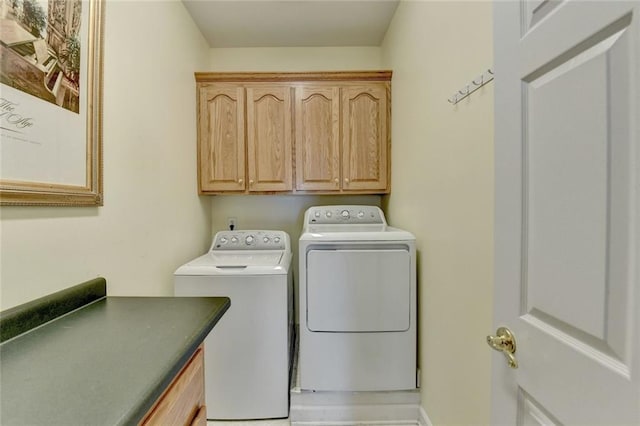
top-left (238, 178), bottom-right (243, 184)
top-left (344, 178), bottom-right (350, 185)
top-left (249, 180), bottom-right (254, 185)
top-left (334, 178), bottom-right (339, 184)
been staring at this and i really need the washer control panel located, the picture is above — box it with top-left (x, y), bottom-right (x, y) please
top-left (211, 230), bottom-right (288, 250)
top-left (306, 205), bottom-right (386, 225)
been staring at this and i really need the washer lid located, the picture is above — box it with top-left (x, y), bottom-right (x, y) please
top-left (174, 251), bottom-right (290, 276)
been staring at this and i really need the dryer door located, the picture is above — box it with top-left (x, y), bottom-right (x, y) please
top-left (306, 248), bottom-right (411, 332)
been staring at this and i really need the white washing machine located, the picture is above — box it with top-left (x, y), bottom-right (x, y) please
top-left (174, 230), bottom-right (293, 420)
top-left (298, 205), bottom-right (416, 392)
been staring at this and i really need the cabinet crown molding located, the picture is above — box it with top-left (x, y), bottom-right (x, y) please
top-left (195, 70), bottom-right (392, 83)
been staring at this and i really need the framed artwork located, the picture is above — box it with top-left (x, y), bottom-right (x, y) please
top-left (0, 0), bottom-right (104, 206)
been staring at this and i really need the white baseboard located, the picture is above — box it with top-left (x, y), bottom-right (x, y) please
top-left (418, 406), bottom-right (433, 426)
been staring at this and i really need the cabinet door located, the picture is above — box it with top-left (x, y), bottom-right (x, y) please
top-left (140, 347), bottom-right (205, 426)
top-left (198, 85), bottom-right (245, 192)
top-left (294, 85), bottom-right (341, 191)
top-left (341, 83), bottom-right (389, 192)
top-left (246, 85), bottom-right (293, 192)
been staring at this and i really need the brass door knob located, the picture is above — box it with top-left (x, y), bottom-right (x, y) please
top-left (486, 326), bottom-right (518, 369)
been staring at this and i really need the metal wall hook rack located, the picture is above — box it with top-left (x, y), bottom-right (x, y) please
top-left (448, 68), bottom-right (494, 105)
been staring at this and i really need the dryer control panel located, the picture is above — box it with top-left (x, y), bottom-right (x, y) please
top-left (210, 230), bottom-right (289, 251)
top-left (305, 205), bottom-right (386, 225)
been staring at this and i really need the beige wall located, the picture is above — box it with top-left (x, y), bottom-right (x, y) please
top-left (208, 46), bottom-right (382, 71)
top-left (0, 0), bottom-right (211, 309)
top-left (381, 2), bottom-right (494, 424)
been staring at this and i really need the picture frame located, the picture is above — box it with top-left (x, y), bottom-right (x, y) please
top-left (0, 0), bottom-right (104, 206)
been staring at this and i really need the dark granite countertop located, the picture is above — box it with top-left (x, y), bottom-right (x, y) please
top-left (0, 279), bottom-right (230, 426)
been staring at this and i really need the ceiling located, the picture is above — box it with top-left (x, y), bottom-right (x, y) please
top-left (182, 1), bottom-right (400, 48)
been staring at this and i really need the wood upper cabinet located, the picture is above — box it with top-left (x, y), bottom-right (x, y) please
top-left (294, 82), bottom-right (389, 193)
top-left (197, 83), bottom-right (292, 193)
top-left (195, 71), bottom-right (391, 194)
top-left (198, 85), bottom-right (245, 192)
top-left (341, 83), bottom-right (388, 192)
top-left (246, 85), bottom-right (293, 192)
top-left (294, 85), bottom-right (341, 191)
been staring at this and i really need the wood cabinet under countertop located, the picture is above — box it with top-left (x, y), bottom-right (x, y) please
top-left (140, 346), bottom-right (206, 426)
top-left (195, 71), bottom-right (391, 195)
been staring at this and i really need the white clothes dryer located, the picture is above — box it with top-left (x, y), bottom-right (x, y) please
top-left (174, 230), bottom-right (293, 420)
top-left (298, 206), bottom-right (416, 392)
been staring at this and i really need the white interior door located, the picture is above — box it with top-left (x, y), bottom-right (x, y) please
top-left (492, 1), bottom-right (640, 424)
